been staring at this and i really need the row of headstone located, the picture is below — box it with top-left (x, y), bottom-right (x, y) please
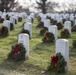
top-left (1, 12), bottom-right (30, 36)
top-left (37, 13), bottom-right (73, 39)
top-left (17, 13), bottom-right (35, 59)
top-left (0, 11), bottom-right (28, 26)
top-left (64, 21), bottom-right (71, 34)
top-left (24, 22), bottom-right (32, 38)
top-left (18, 34), bottom-right (69, 71)
top-left (18, 33), bottom-right (69, 71)
top-left (56, 39), bottom-right (69, 71)
top-left (37, 13), bottom-right (70, 72)
top-left (22, 13), bottom-right (35, 38)
top-left (37, 13), bottom-right (76, 26)
top-left (0, 11), bottom-right (35, 60)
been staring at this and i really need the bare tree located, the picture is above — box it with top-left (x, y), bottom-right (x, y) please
top-left (61, 2), bottom-right (76, 13)
top-left (36, 0), bottom-right (47, 14)
top-left (0, 0), bottom-right (18, 12)
top-left (30, 0), bottom-right (59, 14)
top-left (67, 3), bottom-right (76, 13)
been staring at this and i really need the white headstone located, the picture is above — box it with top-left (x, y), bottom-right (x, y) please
top-left (70, 15), bottom-right (74, 21)
top-left (38, 13), bottom-right (44, 18)
top-left (30, 13), bottom-right (35, 19)
top-left (18, 34), bottom-right (29, 60)
top-left (56, 39), bottom-right (69, 71)
top-left (74, 19), bottom-right (76, 26)
top-left (24, 23), bottom-right (32, 38)
top-left (13, 16), bottom-right (18, 24)
top-left (3, 20), bottom-right (10, 35)
top-left (48, 25), bottom-right (58, 41)
top-left (41, 16), bottom-right (46, 22)
top-left (0, 11), bottom-right (2, 16)
top-left (44, 19), bottom-right (50, 28)
top-left (19, 14), bottom-right (23, 19)
top-left (57, 17), bottom-right (62, 23)
top-left (1, 14), bottom-right (6, 20)
top-left (26, 17), bottom-right (32, 23)
top-left (64, 21), bottom-right (71, 34)
top-left (10, 17), bottom-right (15, 29)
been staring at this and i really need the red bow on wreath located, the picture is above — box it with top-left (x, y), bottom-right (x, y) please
top-left (46, 33), bottom-right (49, 41)
top-left (51, 56), bottom-right (58, 67)
top-left (12, 44), bottom-right (20, 59)
top-left (46, 35), bottom-right (49, 40)
top-left (23, 31), bottom-right (27, 34)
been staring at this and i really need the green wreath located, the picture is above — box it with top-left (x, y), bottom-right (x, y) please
top-left (71, 25), bottom-right (76, 32)
top-left (63, 19), bottom-right (66, 24)
top-left (0, 18), bottom-right (4, 23)
top-left (6, 15), bottom-right (10, 20)
top-left (46, 16), bottom-right (51, 19)
top-left (73, 40), bottom-right (76, 48)
top-left (0, 26), bottom-right (8, 37)
top-left (18, 17), bottom-right (22, 22)
top-left (48, 53), bottom-right (67, 73)
top-left (37, 16), bottom-right (41, 22)
top-left (71, 20), bottom-right (74, 27)
top-left (52, 20), bottom-right (57, 25)
top-left (10, 23), bottom-right (14, 30)
top-left (36, 21), bottom-right (44, 28)
top-left (8, 43), bottom-right (26, 61)
top-left (40, 27), bottom-right (48, 36)
top-left (60, 29), bottom-right (70, 38)
top-left (42, 32), bottom-right (55, 43)
top-left (56, 22), bottom-right (63, 30)
top-left (51, 19), bottom-right (54, 25)
top-left (21, 29), bottom-right (30, 37)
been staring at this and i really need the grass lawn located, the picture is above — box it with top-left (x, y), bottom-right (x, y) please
top-left (0, 18), bottom-right (76, 75)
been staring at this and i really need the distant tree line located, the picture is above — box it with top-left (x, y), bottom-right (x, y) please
top-left (0, 0), bottom-right (18, 12)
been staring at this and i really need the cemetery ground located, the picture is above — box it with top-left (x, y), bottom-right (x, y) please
top-left (0, 19), bottom-right (76, 75)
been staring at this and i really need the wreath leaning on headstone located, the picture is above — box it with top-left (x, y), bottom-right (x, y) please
top-left (0, 26), bottom-right (8, 37)
top-left (47, 53), bottom-right (67, 73)
top-left (37, 16), bottom-right (41, 22)
top-left (71, 25), bottom-right (76, 32)
top-left (21, 29), bottom-right (30, 37)
top-left (72, 40), bottom-right (76, 48)
top-left (40, 27), bottom-right (48, 36)
top-left (42, 32), bottom-right (55, 43)
top-left (36, 21), bottom-right (44, 28)
top-left (52, 20), bottom-right (57, 25)
top-left (10, 23), bottom-right (14, 30)
top-left (56, 22), bottom-right (63, 30)
top-left (0, 17), bottom-right (4, 23)
top-left (8, 43), bottom-right (26, 61)
top-left (71, 20), bottom-right (74, 27)
top-left (18, 17), bottom-right (22, 22)
top-left (60, 29), bottom-right (70, 38)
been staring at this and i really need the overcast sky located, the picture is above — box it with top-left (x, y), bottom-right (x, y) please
top-left (18, 0), bottom-right (75, 5)
top-left (18, 0), bottom-right (76, 12)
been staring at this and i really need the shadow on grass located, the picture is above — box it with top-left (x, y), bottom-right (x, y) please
top-left (10, 30), bottom-right (22, 36)
top-left (8, 39), bottom-right (18, 46)
top-left (58, 36), bottom-right (71, 39)
top-left (32, 34), bottom-right (43, 39)
top-left (31, 42), bottom-right (55, 53)
top-left (16, 22), bottom-right (25, 29)
top-left (45, 71), bottom-right (76, 75)
top-left (69, 47), bottom-right (76, 57)
top-left (71, 35), bottom-right (76, 39)
top-left (0, 59), bottom-right (43, 74)
top-left (0, 36), bottom-right (8, 39)
top-left (0, 59), bottom-right (25, 71)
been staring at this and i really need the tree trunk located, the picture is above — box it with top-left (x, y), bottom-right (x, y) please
top-left (42, 1), bottom-right (46, 14)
